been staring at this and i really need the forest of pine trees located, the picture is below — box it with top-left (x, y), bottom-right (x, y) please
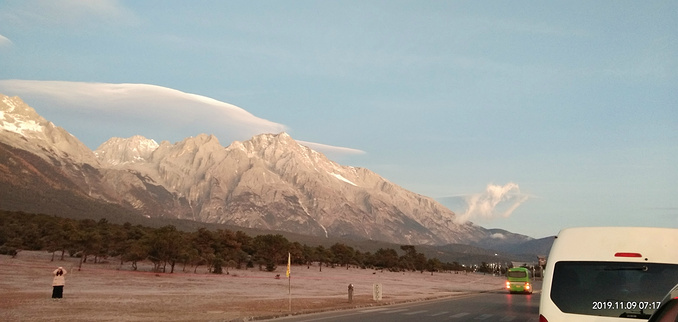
top-left (0, 210), bottom-right (480, 274)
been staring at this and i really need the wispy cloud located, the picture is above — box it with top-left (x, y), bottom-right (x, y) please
top-left (453, 183), bottom-right (530, 224)
top-left (0, 80), bottom-right (365, 157)
top-left (1, 0), bottom-right (139, 30)
top-left (298, 140), bottom-right (365, 158)
top-left (0, 34), bottom-right (12, 47)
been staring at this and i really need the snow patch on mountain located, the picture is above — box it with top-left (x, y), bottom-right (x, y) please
top-left (2, 96), bottom-right (16, 110)
top-left (331, 172), bottom-right (357, 186)
top-left (1, 110), bottom-right (43, 135)
top-left (318, 223), bottom-right (329, 238)
top-left (1, 96), bottom-right (45, 136)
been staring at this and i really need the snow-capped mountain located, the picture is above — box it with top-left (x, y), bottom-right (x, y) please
top-left (0, 94), bottom-right (190, 218)
top-left (0, 93), bottom-right (526, 245)
top-left (0, 95), bottom-right (98, 165)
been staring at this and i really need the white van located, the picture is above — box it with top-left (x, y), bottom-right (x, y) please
top-left (539, 227), bottom-right (678, 322)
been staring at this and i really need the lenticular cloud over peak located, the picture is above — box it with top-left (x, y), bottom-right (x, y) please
top-left (0, 80), bottom-right (288, 149)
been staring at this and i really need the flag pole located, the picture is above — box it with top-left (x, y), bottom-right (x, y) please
top-left (287, 252), bottom-right (291, 312)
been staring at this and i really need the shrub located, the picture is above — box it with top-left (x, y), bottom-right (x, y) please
top-left (0, 245), bottom-right (18, 257)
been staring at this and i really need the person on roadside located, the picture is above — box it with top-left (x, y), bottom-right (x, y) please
top-left (52, 267), bottom-right (67, 300)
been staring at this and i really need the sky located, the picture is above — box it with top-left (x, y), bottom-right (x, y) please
top-left (0, 1), bottom-right (676, 239)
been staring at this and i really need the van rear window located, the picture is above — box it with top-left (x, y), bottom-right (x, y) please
top-left (550, 261), bottom-right (678, 318)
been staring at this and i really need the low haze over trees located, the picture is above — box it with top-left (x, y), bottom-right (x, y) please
top-left (1, 211), bottom-right (476, 274)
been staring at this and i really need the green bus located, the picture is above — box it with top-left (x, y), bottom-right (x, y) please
top-left (506, 267), bottom-right (532, 294)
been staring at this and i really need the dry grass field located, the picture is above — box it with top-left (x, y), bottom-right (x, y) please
top-left (0, 251), bottom-right (504, 321)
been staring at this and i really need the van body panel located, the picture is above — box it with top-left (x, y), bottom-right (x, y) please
top-left (539, 227), bottom-right (678, 322)
top-left (545, 227), bottom-right (677, 263)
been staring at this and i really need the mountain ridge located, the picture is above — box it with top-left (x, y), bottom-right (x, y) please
top-left (1, 93), bottom-right (536, 248)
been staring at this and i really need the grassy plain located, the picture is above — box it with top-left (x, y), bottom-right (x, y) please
top-left (0, 251), bottom-right (504, 321)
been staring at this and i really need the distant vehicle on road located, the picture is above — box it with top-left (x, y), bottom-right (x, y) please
top-left (506, 267), bottom-right (533, 294)
top-left (539, 227), bottom-right (678, 322)
top-left (648, 283), bottom-right (678, 322)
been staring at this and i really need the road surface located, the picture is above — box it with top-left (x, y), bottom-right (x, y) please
top-left (269, 283), bottom-right (542, 322)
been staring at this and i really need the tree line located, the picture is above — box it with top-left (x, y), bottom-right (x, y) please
top-left (0, 211), bottom-right (471, 274)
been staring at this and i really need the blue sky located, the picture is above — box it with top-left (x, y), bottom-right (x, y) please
top-left (1, 1), bottom-right (676, 238)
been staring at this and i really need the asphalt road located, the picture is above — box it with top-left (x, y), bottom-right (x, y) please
top-left (269, 282), bottom-right (542, 322)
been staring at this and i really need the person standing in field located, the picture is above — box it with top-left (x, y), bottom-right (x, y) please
top-left (52, 267), bottom-right (67, 300)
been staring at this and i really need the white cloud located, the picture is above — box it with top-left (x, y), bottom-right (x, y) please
top-left (0, 80), bottom-right (365, 157)
top-left (491, 233), bottom-right (506, 240)
top-left (0, 34), bottom-right (12, 47)
top-left (454, 182), bottom-right (530, 224)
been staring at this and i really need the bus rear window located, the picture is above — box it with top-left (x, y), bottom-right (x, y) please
top-left (508, 270), bottom-right (528, 278)
top-left (550, 261), bottom-right (678, 318)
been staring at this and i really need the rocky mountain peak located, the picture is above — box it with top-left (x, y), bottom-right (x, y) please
top-left (95, 135), bottom-right (159, 166)
top-left (230, 132), bottom-right (338, 174)
top-left (152, 134), bottom-right (223, 162)
top-left (1, 95), bottom-right (42, 121)
top-left (238, 132), bottom-right (301, 155)
top-left (1, 94), bottom-right (51, 139)
top-left (176, 134), bottom-right (221, 152)
top-left (0, 94), bottom-right (98, 165)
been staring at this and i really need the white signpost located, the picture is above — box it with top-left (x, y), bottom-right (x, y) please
top-left (373, 283), bottom-right (382, 301)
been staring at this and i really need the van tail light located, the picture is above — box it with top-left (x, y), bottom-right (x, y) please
top-left (615, 252), bottom-right (642, 258)
top-left (525, 283), bottom-right (531, 290)
top-left (505, 281), bottom-right (511, 289)
top-left (539, 315), bottom-right (548, 322)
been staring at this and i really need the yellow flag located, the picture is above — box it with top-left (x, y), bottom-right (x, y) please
top-left (286, 252), bottom-right (291, 278)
